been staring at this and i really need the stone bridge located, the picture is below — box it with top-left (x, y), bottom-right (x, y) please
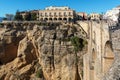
top-left (0, 20), bottom-right (116, 80)
top-left (102, 20), bottom-right (120, 79)
top-left (77, 20), bottom-right (115, 80)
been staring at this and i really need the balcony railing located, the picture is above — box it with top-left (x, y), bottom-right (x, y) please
top-left (54, 15), bottom-right (58, 17)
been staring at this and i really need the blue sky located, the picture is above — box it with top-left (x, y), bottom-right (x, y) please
top-left (0, 0), bottom-right (120, 17)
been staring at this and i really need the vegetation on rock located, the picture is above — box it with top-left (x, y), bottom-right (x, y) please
top-left (24, 13), bottom-right (31, 21)
top-left (36, 68), bottom-right (43, 78)
top-left (14, 10), bottom-right (23, 21)
top-left (70, 36), bottom-right (86, 52)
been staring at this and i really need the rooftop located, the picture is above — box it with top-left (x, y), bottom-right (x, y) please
top-left (45, 6), bottom-right (71, 10)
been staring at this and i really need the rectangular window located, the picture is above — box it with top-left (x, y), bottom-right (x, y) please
top-left (69, 12), bottom-right (71, 16)
top-left (45, 13), bottom-right (47, 16)
top-left (64, 12), bottom-right (66, 16)
top-left (54, 12), bottom-right (56, 15)
top-left (49, 12), bottom-right (51, 16)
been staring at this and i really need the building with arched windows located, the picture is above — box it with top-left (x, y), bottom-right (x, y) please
top-left (16, 6), bottom-right (90, 22)
top-left (38, 6), bottom-right (76, 22)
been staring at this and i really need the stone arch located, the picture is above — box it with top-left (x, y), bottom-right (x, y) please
top-left (63, 18), bottom-right (67, 21)
top-left (44, 18), bottom-right (48, 21)
top-left (54, 18), bottom-right (57, 21)
top-left (68, 18), bottom-right (72, 21)
top-left (58, 18), bottom-right (62, 20)
top-left (49, 18), bottom-right (52, 21)
top-left (102, 41), bottom-right (114, 74)
top-left (90, 49), bottom-right (96, 80)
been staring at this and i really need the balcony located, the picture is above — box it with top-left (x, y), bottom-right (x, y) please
top-left (54, 15), bottom-right (58, 17)
top-left (59, 15), bottom-right (62, 17)
top-left (40, 15), bottom-right (44, 17)
top-left (45, 15), bottom-right (48, 17)
top-left (68, 15), bottom-right (73, 17)
top-left (63, 15), bottom-right (67, 17)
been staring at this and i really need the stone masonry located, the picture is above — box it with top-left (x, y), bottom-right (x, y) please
top-left (103, 10), bottom-right (120, 80)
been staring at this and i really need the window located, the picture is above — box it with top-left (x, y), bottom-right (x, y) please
top-left (54, 12), bottom-right (56, 15)
top-left (40, 13), bottom-right (42, 16)
top-left (49, 12), bottom-right (51, 16)
top-left (59, 12), bottom-right (61, 15)
top-left (64, 12), bottom-right (66, 16)
top-left (69, 12), bottom-right (71, 16)
top-left (45, 13), bottom-right (47, 16)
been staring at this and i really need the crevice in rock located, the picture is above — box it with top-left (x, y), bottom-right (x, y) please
top-left (75, 51), bottom-right (81, 80)
top-left (75, 65), bottom-right (81, 80)
top-left (51, 33), bottom-right (56, 70)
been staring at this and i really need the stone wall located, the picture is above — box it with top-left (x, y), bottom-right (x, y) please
top-left (103, 25), bottom-right (120, 80)
top-left (82, 20), bottom-right (114, 80)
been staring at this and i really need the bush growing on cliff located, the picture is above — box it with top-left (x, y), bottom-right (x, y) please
top-left (24, 13), bottom-right (31, 21)
top-left (70, 36), bottom-right (87, 65)
top-left (36, 68), bottom-right (43, 78)
top-left (31, 13), bottom-right (37, 20)
top-left (0, 23), bottom-right (4, 27)
top-left (14, 10), bottom-right (23, 21)
top-left (70, 36), bottom-right (84, 52)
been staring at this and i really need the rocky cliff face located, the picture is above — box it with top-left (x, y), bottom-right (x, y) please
top-left (0, 23), bottom-right (87, 80)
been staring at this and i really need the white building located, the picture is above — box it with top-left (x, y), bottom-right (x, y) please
top-left (45, 6), bottom-right (70, 10)
top-left (38, 6), bottom-right (76, 21)
top-left (89, 13), bottom-right (101, 20)
top-left (103, 5), bottom-right (120, 21)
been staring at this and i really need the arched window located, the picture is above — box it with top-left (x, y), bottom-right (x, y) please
top-left (44, 18), bottom-right (48, 20)
top-left (54, 18), bottom-right (57, 20)
top-left (58, 18), bottom-right (62, 20)
top-left (63, 18), bottom-right (67, 20)
top-left (49, 18), bottom-right (52, 20)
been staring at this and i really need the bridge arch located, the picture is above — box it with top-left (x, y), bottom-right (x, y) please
top-left (63, 18), bottom-right (67, 21)
top-left (102, 41), bottom-right (114, 74)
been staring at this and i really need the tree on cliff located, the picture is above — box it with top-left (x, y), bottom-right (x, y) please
top-left (70, 36), bottom-right (87, 80)
top-left (24, 12), bottom-right (31, 21)
top-left (24, 12), bottom-right (37, 21)
top-left (71, 36), bottom-right (84, 52)
top-left (31, 13), bottom-right (37, 20)
top-left (14, 10), bottom-right (23, 21)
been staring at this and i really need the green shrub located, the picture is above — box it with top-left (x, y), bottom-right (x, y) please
top-left (70, 36), bottom-right (83, 52)
top-left (0, 23), bottom-right (4, 27)
top-left (70, 36), bottom-right (88, 66)
top-left (36, 69), bottom-right (43, 78)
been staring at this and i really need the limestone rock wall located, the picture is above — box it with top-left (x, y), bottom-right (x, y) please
top-left (0, 23), bottom-right (87, 80)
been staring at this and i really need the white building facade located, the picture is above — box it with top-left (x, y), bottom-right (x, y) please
top-left (38, 6), bottom-right (76, 22)
top-left (103, 6), bottom-right (120, 21)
